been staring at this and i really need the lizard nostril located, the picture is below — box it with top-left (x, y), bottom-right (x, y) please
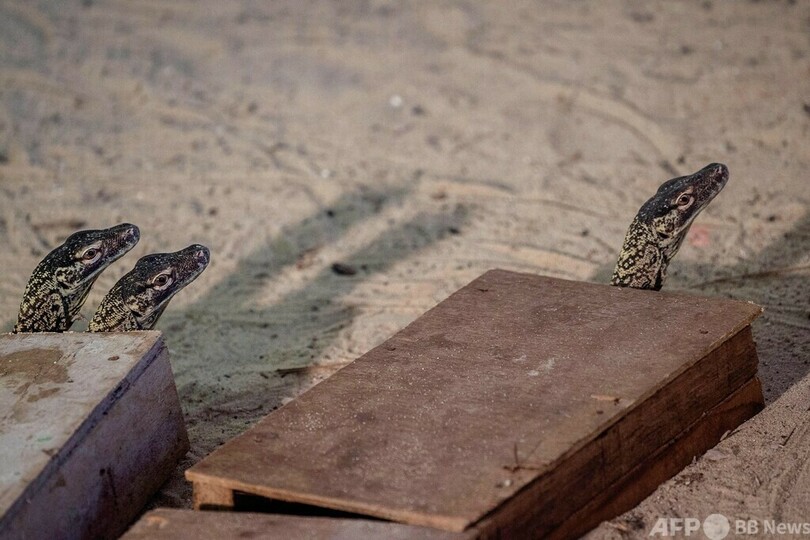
top-left (121, 224), bottom-right (140, 242)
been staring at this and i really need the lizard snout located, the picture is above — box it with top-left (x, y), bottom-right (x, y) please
top-left (705, 163), bottom-right (729, 186)
top-left (190, 244), bottom-right (211, 265)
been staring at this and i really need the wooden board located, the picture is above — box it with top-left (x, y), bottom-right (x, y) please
top-left (0, 331), bottom-right (189, 540)
top-left (586, 373), bottom-right (809, 539)
top-left (187, 269), bottom-right (763, 536)
top-left (123, 508), bottom-right (476, 540)
top-left (169, 378), bottom-right (762, 540)
top-left (487, 376), bottom-right (764, 540)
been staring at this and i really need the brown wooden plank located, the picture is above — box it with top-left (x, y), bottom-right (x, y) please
top-left (552, 376), bottom-right (764, 540)
top-left (473, 376), bottom-right (765, 540)
top-left (586, 374), bottom-right (810, 540)
top-left (122, 509), bottom-right (478, 540)
top-left (0, 332), bottom-right (189, 540)
top-left (187, 269), bottom-right (762, 532)
top-left (465, 326), bottom-right (762, 539)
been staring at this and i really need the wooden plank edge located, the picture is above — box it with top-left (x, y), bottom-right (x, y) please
top-left (192, 482), bottom-right (235, 510)
top-left (563, 327), bottom-right (758, 509)
top-left (189, 476), bottom-right (472, 533)
top-left (547, 376), bottom-right (764, 540)
top-left (472, 376), bottom-right (765, 540)
top-left (445, 326), bottom-right (759, 538)
top-left (485, 269), bottom-right (764, 328)
top-left (124, 508), bottom-right (481, 540)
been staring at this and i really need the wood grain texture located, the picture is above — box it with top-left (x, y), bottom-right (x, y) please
top-left (468, 328), bottom-right (762, 539)
top-left (0, 331), bottom-right (189, 540)
top-left (122, 509), bottom-right (477, 540)
top-left (586, 374), bottom-right (810, 540)
top-left (544, 377), bottom-right (764, 540)
top-left (188, 270), bottom-right (762, 534)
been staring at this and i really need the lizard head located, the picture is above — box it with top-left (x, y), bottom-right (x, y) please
top-left (119, 244), bottom-right (210, 328)
top-left (50, 223), bottom-right (141, 292)
top-left (637, 163), bottom-right (728, 253)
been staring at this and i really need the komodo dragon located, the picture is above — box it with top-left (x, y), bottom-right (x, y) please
top-left (13, 223), bottom-right (140, 332)
top-left (611, 163), bottom-right (729, 290)
top-left (88, 244), bottom-right (210, 332)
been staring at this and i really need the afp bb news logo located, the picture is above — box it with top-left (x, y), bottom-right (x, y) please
top-left (649, 514), bottom-right (810, 538)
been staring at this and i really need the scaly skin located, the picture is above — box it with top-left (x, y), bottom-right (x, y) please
top-left (13, 223), bottom-right (140, 332)
top-left (611, 163), bottom-right (729, 290)
top-left (88, 244), bottom-right (210, 332)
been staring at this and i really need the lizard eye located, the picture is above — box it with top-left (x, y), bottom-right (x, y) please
top-left (79, 247), bottom-right (101, 263)
top-left (676, 193), bottom-right (694, 207)
top-left (151, 272), bottom-right (173, 289)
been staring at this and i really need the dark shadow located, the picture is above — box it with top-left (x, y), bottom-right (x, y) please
top-left (2, 307), bottom-right (16, 333)
top-left (160, 183), bottom-right (468, 435)
top-left (177, 185), bottom-right (412, 315)
top-left (589, 209), bottom-right (810, 403)
top-left (229, 492), bottom-right (387, 521)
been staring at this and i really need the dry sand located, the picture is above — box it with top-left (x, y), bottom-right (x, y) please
top-left (0, 1), bottom-right (807, 536)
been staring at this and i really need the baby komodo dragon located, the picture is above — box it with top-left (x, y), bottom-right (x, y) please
top-left (13, 223), bottom-right (140, 333)
top-left (611, 163), bottom-right (729, 290)
top-left (88, 244), bottom-right (210, 331)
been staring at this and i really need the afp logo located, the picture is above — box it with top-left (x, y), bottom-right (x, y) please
top-left (649, 514), bottom-right (730, 539)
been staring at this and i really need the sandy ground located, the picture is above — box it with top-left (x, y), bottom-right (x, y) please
top-left (1, 0), bottom-right (808, 536)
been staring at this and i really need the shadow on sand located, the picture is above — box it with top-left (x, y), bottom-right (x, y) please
top-left (164, 184), bottom-right (469, 432)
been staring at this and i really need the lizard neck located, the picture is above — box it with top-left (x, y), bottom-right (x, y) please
top-left (66, 280), bottom-right (94, 321)
top-left (136, 303), bottom-right (168, 330)
top-left (88, 287), bottom-right (140, 332)
top-left (14, 276), bottom-right (70, 332)
top-left (611, 218), bottom-right (667, 290)
top-left (657, 223), bottom-right (690, 266)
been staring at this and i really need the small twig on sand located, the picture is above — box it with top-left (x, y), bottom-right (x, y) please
top-left (779, 426), bottom-right (797, 447)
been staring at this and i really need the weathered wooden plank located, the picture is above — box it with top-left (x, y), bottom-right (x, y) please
top-left (468, 329), bottom-right (763, 539)
top-left (551, 376), bottom-right (764, 540)
top-left (585, 374), bottom-right (810, 540)
top-left (475, 376), bottom-right (764, 539)
top-left (187, 269), bottom-right (762, 534)
top-left (123, 508), bottom-right (477, 540)
top-left (0, 332), bottom-right (189, 540)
